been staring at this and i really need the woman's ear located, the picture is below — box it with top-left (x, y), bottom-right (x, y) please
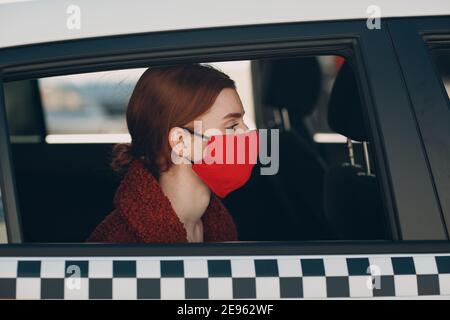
top-left (168, 127), bottom-right (191, 159)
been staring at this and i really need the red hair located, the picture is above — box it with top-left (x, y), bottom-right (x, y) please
top-left (111, 64), bottom-right (236, 177)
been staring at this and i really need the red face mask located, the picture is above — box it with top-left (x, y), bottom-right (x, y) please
top-left (185, 129), bottom-right (259, 198)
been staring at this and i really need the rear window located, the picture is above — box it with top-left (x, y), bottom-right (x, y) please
top-left (39, 62), bottom-right (256, 141)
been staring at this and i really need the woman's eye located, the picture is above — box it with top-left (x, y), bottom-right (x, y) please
top-left (226, 123), bottom-right (239, 130)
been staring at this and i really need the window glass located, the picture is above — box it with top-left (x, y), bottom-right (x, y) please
top-left (3, 56), bottom-right (392, 243)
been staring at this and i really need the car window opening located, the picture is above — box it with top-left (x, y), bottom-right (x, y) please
top-left (2, 55), bottom-right (392, 243)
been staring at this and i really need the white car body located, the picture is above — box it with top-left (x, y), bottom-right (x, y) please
top-left (1, 0), bottom-right (450, 48)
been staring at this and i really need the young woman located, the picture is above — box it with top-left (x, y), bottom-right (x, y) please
top-left (87, 64), bottom-right (257, 243)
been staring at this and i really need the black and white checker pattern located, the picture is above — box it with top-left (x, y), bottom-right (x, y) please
top-left (0, 254), bottom-right (449, 299)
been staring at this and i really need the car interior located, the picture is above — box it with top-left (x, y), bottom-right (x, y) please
top-left (3, 54), bottom-right (392, 243)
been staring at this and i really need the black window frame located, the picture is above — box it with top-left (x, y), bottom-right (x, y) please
top-left (0, 17), bottom-right (448, 256)
top-left (387, 16), bottom-right (450, 238)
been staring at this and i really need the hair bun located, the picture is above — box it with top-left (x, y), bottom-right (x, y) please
top-left (111, 143), bottom-right (134, 175)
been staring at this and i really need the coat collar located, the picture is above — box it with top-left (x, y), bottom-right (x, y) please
top-left (113, 160), bottom-right (218, 242)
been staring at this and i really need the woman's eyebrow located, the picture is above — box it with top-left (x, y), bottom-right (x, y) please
top-left (223, 110), bottom-right (245, 120)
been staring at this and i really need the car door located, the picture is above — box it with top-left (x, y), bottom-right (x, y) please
top-left (0, 17), bottom-right (449, 300)
top-left (387, 17), bottom-right (450, 238)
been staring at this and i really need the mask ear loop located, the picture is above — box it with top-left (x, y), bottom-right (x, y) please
top-left (182, 127), bottom-right (210, 140)
top-left (180, 127), bottom-right (210, 164)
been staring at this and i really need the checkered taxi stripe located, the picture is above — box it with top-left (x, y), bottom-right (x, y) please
top-left (0, 255), bottom-right (449, 299)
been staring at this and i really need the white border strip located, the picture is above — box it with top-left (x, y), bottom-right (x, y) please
top-left (45, 133), bottom-right (131, 144)
top-left (313, 133), bottom-right (348, 143)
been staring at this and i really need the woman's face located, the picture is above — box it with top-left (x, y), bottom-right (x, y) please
top-left (169, 88), bottom-right (249, 163)
top-left (193, 88), bottom-right (249, 134)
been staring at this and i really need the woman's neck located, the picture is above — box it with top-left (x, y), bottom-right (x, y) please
top-left (159, 163), bottom-right (211, 242)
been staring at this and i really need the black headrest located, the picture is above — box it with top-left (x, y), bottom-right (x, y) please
top-left (328, 62), bottom-right (368, 142)
top-left (323, 165), bottom-right (389, 240)
top-left (260, 57), bottom-right (322, 118)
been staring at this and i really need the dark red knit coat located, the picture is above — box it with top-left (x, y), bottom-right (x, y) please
top-left (87, 160), bottom-right (238, 243)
